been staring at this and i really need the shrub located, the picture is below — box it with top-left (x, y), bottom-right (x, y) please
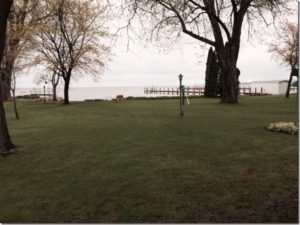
top-left (16, 94), bottom-right (40, 99)
top-left (267, 122), bottom-right (298, 135)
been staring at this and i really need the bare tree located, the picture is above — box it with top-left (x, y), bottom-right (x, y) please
top-left (0, 0), bottom-right (15, 154)
top-left (30, 0), bottom-right (111, 105)
top-left (269, 22), bottom-right (298, 98)
top-left (120, 0), bottom-right (293, 103)
top-left (35, 67), bottom-right (61, 102)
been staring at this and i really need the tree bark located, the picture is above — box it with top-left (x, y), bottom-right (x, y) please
top-left (64, 83), bottom-right (69, 104)
top-left (1, 59), bottom-right (13, 101)
top-left (51, 72), bottom-right (60, 101)
top-left (2, 0), bottom-right (30, 101)
top-left (12, 87), bottom-right (19, 119)
top-left (0, 0), bottom-right (15, 153)
top-left (286, 68), bottom-right (294, 98)
top-left (0, 0), bottom-right (13, 77)
top-left (0, 93), bottom-right (15, 151)
top-left (53, 84), bottom-right (58, 101)
top-left (12, 70), bottom-right (19, 119)
top-left (217, 44), bottom-right (239, 103)
top-left (220, 64), bottom-right (239, 103)
top-left (63, 75), bottom-right (70, 105)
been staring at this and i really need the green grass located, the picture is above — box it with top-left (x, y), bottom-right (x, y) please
top-left (0, 96), bottom-right (298, 223)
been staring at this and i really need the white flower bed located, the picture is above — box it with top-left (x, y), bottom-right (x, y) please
top-left (267, 122), bottom-right (298, 135)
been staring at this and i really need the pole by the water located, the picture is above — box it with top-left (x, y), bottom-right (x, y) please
top-left (43, 85), bottom-right (46, 103)
top-left (178, 74), bottom-right (184, 118)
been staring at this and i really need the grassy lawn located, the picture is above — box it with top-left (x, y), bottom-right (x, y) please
top-left (0, 96), bottom-right (298, 223)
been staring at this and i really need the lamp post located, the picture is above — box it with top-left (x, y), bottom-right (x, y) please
top-left (43, 81), bottom-right (47, 103)
top-left (178, 73), bottom-right (184, 118)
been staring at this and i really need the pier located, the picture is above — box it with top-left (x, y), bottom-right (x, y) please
top-left (144, 87), bottom-right (204, 96)
top-left (144, 86), bottom-right (270, 96)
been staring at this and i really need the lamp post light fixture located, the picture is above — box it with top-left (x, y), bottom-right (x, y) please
top-left (178, 73), bottom-right (184, 118)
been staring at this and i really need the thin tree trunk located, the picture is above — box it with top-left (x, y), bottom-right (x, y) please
top-left (51, 71), bottom-right (59, 101)
top-left (0, 0), bottom-right (15, 154)
top-left (53, 84), bottom-right (57, 101)
top-left (11, 70), bottom-right (19, 119)
top-left (12, 88), bottom-right (19, 119)
top-left (63, 76), bottom-right (70, 105)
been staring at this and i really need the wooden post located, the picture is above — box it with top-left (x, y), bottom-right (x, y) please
top-left (43, 85), bottom-right (46, 102)
top-left (179, 80), bottom-right (183, 117)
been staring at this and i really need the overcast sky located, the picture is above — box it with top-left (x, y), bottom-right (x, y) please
top-left (16, 3), bottom-right (298, 88)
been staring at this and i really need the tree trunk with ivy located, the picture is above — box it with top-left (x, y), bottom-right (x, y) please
top-left (1, 61), bottom-right (13, 101)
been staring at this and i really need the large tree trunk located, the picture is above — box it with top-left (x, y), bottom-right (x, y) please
top-left (0, 0), bottom-right (15, 153)
top-left (220, 64), bottom-right (239, 103)
top-left (2, 0), bottom-right (29, 101)
top-left (0, 93), bottom-right (15, 151)
top-left (214, 9), bottom-right (245, 104)
top-left (218, 44), bottom-right (239, 103)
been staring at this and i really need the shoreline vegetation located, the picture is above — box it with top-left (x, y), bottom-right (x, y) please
top-left (15, 93), bottom-right (299, 102)
top-left (0, 95), bottom-right (298, 223)
top-left (14, 94), bottom-right (208, 102)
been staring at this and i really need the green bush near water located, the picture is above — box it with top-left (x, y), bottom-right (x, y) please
top-left (16, 94), bottom-right (40, 99)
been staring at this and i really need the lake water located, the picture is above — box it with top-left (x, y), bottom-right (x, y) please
top-left (15, 86), bottom-right (183, 101)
